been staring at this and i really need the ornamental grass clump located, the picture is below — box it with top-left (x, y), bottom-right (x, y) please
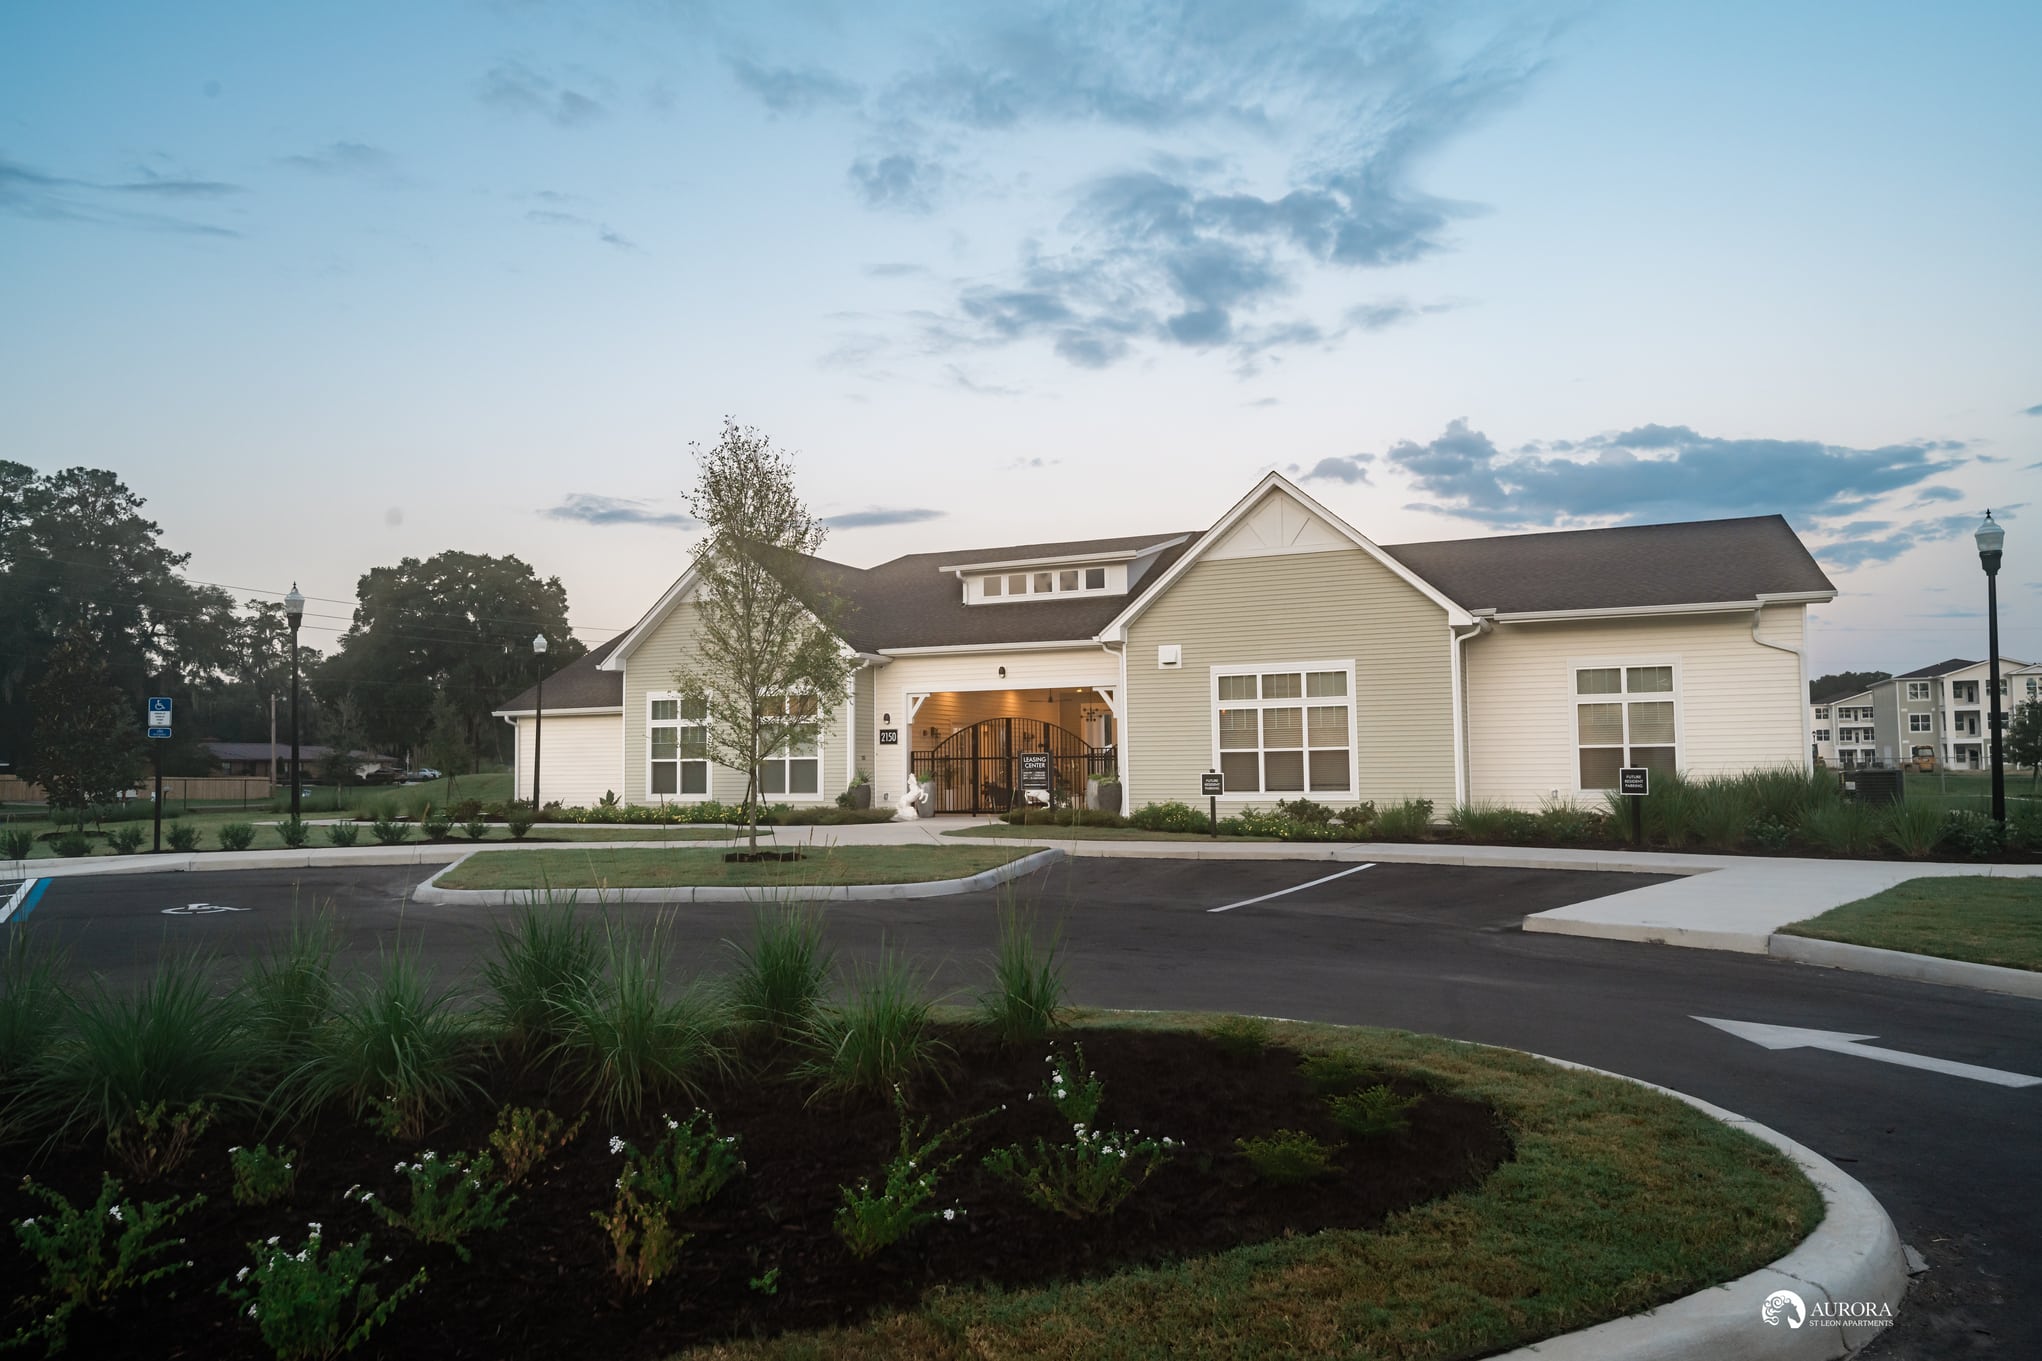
top-left (1329, 1083), bottom-right (1421, 1138)
top-left (724, 901), bottom-right (834, 1043)
top-left (833, 1088), bottom-right (974, 1259)
top-left (1209, 1013), bottom-right (1271, 1061)
top-left (0, 932), bottom-right (67, 1116)
top-left (10, 1173), bottom-right (203, 1353)
top-left (1297, 1051), bottom-right (1371, 1096)
top-left (1236, 1129), bottom-right (1343, 1186)
top-left (596, 1112), bottom-right (744, 1294)
top-left (983, 1049), bottom-right (1173, 1220)
top-left (281, 948), bottom-right (477, 1139)
top-left (974, 898), bottom-right (1067, 1048)
top-left (1372, 798), bottom-right (1434, 840)
top-left (223, 1226), bottom-right (424, 1361)
top-left (553, 922), bottom-right (729, 1123)
top-left (1799, 800), bottom-right (1879, 856)
top-left (105, 1098), bottom-right (216, 1182)
top-left (1, 827), bottom-right (33, 861)
top-left (488, 1105), bottom-right (585, 1184)
top-left (481, 899), bottom-right (601, 1057)
top-left (354, 1150), bottom-right (512, 1261)
top-left (803, 947), bottom-right (946, 1101)
top-left (230, 1144), bottom-right (299, 1207)
top-left (245, 911), bottom-right (342, 1078)
top-left (1881, 801), bottom-right (1950, 859)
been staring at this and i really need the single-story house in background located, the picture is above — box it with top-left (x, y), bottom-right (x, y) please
top-left (494, 473), bottom-right (1836, 815)
top-left (203, 741), bottom-right (400, 781)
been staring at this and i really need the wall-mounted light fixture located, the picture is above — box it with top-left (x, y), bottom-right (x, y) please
top-left (998, 666), bottom-right (1007, 679)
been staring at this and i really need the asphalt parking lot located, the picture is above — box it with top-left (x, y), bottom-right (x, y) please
top-left (10, 856), bottom-right (2040, 1357)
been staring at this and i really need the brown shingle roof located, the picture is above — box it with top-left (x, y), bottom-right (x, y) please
top-left (1891, 658), bottom-right (1979, 680)
top-left (1381, 515), bottom-right (1835, 615)
top-left (496, 636), bottom-right (623, 714)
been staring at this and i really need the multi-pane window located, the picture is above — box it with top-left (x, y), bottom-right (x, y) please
top-left (1813, 728), bottom-right (1830, 742)
top-left (979, 566), bottom-right (1113, 601)
top-left (1908, 713), bottom-right (1933, 733)
top-left (756, 694), bottom-right (820, 797)
top-left (649, 694), bottom-right (708, 796)
top-left (1906, 681), bottom-right (1931, 701)
top-left (1813, 706), bottom-right (1828, 720)
top-left (1576, 665), bottom-right (1677, 790)
top-left (1214, 666), bottom-right (1352, 795)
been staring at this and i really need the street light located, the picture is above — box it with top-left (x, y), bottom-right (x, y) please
top-left (531, 633), bottom-right (548, 814)
top-left (1975, 512), bottom-right (2006, 824)
top-left (285, 584), bottom-right (304, 824)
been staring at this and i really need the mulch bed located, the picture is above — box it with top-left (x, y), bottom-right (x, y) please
top-left (2, 1026), bottom-right (1510, 1360)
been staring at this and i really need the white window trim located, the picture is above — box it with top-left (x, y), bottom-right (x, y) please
top-left (1569, 656), bottom-right (1683, 795)
top-left (1208, 659), bottom-right (1358, 801)
top-left (1906, 681), bottom-right (1932, 701)
top-left (1907, 713), bottom-right (1933, 733)
top-left (646, 690), bottom-right (711, 802)
top-left (972, 566), bottom-right (1118, 604)
top-left (754, 695), bottom-right (826, 802)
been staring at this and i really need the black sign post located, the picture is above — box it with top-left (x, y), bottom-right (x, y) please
top-left (1618, 767), bottom-right (1648, 845)
top-left (1201, 770), bottom-right (1224, 836)
top-left (147, 695), bottom-right (173, 853)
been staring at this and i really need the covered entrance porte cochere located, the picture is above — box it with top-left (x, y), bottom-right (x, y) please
top-left (903, 686), bottom-right (1118, 815)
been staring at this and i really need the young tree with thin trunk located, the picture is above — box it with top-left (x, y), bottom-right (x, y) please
top-left (674, 421), bottom-right (852, 852)
top-left (2007, 698), bottom-right (2042, 790)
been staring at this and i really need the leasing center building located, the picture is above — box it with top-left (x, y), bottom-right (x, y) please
top-left (496, 473), bottom-right (1836, 815)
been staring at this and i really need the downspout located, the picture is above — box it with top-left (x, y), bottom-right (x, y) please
top-left (1099, 640), bottom-right (1126, 802)
top-left (1451, 618), bottom-right (1493, 806)
top-left (1749, 601), bottom-right (1809, 772)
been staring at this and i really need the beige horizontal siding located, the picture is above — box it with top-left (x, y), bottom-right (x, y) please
top-left (619, 593), bottom-right (848, 806)
top-left (513, 713), bottom-right (623, 809)
top-left (1124, 548), bottom-right (1455, 812)
top-left (1464, 606), bottom-right (1808, 808)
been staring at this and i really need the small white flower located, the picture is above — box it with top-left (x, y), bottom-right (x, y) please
top-left (308, 1222), bottom-right (322, 1235)
top-left (344, 1184), bottom-right (360, 1198)
top-left (608, 1136), bottom-right (626, 1155)
top-left (942, 1208), bottom-right (957, 1221)
top-left (108, 1204), bottom-right (124, 1222)
top-left (247, 1304), bottom-right (259, 1320)
top-left (236, 1267), bottom-right (250, 1281)
top-left (665, 1116), bottom-right (679, 1131)
top-left (394, 1162), bottom-right (406, 1173)
top-left (266, 1236), bottom-right (280, 1246)
top-left (229, 1145), bottom-right (241, 1153)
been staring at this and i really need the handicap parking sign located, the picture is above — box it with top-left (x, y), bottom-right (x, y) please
top-left (147, 696), bottom-right (172, 740)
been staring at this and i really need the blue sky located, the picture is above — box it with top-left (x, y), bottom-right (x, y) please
top-left (4, 0), bottom-right (2038, 674)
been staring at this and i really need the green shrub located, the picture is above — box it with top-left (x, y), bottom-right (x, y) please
top-left (10, 1174), bottom-right (203, 1353)
top-left (0, 934), bottom-right (68, 1116)
top-left (246, 911), bottom-right (342, 1074)
top-left (803, 948), bottom-right (945, 1101)
top-left (54, 831), bottom-right (92, 857)
top-left (504, 809), bottom-right (536, 840)
top-left (106, 824), bottom-right (145, 854)
top-left (1373, 799), bottom-right (1434, 839)
top-left (1236, 1129), bottom-right (1341, 1185)
top-left (35, 952), bottom-right (248, 1142)
top-left (277, 818), bottom-right (312, 849)
top-left (1640, 773), bottom-right (1700, 848)
top-left (1534, 797), bottom-right (1602, 844)
top-left (370, 817), bottom-right (411, 846)
top-left (1447, 802), bottom-right (1539, 844)
top-left (596, 1111), bottom-right (744, 1294)
top-left (835, 1091), bottom-right (973, 1259)
top-left (418, 806), bottom-right (453, 841)
top-left (460, 818), bottom-right (490, 841)
top-left (1329, 1083), bottom-right (1421, 1138)
top-left (975, 899), bottom-right (1066, 1047)
top-left (1800, 800), bottom-right (1878, 856)
top-left (554, 924), bottom-right (729, 1122)
top-left (1128, 800), bottom-right (1210, 834)
top-left (166, 823), bottom-right (201, 853)
top-left (1332, 802), bottom-right (1376, 833)
top-left (488, 1105), bottom-right (585, 1184)
top-left (357, 1149), bottom-right (513, 1261)
top-left (282, 948), bottom-right (477, 1138)
top-left (1275, 797), bottom-right (1336, 826)
top-left (323, 821), bottom-right (360, 848)
top-left (1749, 815), bottom-right (1792, 851)
top-left (217, 822), bottom-right (257, 852)
top-left (481, 900), bottom-right (601, 1055)
top-left (105, 1098), bottom-right (216, 1181)
top-left (1689, 782), bottom-right (1750, 851)
top-left (1944, 810), bottom-right (2007, 860)
top-left (725, 902), bottom-right (835, 1042)
top-left (2, 827), bottom-right (33, 860)
top-left (223, 1227), bottom-right (424, 1361)
top-left (1881, 801), bottom-right (1949, 858)
top-left (1297, 1051), bottom-right (1370, 1095)
top-left (982, 1051), bottom-right (1173, 1219)
top-left (1210, 1013), bottom-right (1271, 1060)
top-left (1741, 766), bottom-right (1837, 829)
top-left (449, 799), bottom-right (484, 822)
top-left (230, 1143), bottom-right (299, 1206)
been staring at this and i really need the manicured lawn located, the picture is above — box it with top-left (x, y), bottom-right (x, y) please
top-left (946, 823), bottom-right (1278, 842)
top-left (435, 844), bottom-right (1031, 890)
top-left (681, 1013), bottom-right (1823, 1361)
top-left (0, 816), bottom-right (741, 861)
top-left (1781, 875), bottom-right (2042, 971)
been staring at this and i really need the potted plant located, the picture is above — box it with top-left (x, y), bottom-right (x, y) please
top-left (838, 770), bottom-right (874, 810)
top-left (1087, 768), bottom-right (1122, 815)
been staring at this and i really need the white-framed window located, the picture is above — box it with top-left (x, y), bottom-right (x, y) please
top-left (983, 575), bottom-right (1002, 597)
top-left (1085, 567), bottom-right (1106, 589)
top-left (1813, 728), bottom-right (1831, 742)
top-left (1813, 706), bottom-right (1829, 720)
top-left (1906, 681), bottom-right (1931, 701)
top-left (1575, 662), bottom-right (1678, 791)
top-left (756, 694), bottom-right (821, 797)
top-left (976, 566), bottom-right (1115, 602)
top-left (1908, 713), bottom-right (1933, 733)
top-left (2026, 678), bottom-right (2039, 699)
top-left (1212, 662), bottom-right (1355, 796)
top-left (648, 692), bottom-right (709, 797)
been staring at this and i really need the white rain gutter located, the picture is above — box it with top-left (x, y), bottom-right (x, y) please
top-left (1749, 594), bottom-right (1811, 772)
top-left (1450, 617), bottom-right (1494, 805)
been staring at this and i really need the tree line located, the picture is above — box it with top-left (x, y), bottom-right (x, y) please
top-left (1, 460), bottom-right (585, 809)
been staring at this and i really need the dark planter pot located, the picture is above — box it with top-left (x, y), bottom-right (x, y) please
top-left (846, 782), bottom-right (873, 809)
top-left (1090, 780), bottom-right (1122, 815)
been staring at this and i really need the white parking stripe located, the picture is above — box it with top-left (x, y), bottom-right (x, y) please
top-left (1206, 863), bottom-right (1376, 913)
top-left (0, 878), bottom-right (36, 924)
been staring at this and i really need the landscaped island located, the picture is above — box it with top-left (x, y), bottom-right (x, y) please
top-left (432, 845), bottom-right (1033, 891)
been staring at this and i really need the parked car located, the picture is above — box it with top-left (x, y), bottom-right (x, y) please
top-left (403, 768), bottom-right (443, 783)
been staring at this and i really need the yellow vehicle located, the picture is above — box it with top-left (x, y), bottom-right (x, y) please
top-left (1912, 745), bottom-right (1937, 773)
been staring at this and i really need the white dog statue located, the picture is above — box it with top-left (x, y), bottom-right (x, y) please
top-left (892, 773), bottom-right (931, 821)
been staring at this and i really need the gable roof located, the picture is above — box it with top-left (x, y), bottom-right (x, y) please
top-left (495, 635), bottom-right (624, 714)
top-left (1892, 657), bottom-right (1980, 680)
top-left (1381, 514), bottom-right (1835, 616)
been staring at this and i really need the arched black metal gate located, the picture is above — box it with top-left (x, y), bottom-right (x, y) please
top-left (911, 718), bottom-right (1113, 814)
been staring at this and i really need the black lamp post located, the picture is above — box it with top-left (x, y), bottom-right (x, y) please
top-left (1975, 512), bottom-right (2006, 824)
top-left (531, 633), bottom-right (548, 813)
top-left (285, 584), bottom-right (304, 823)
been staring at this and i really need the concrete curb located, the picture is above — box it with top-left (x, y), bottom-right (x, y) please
top-left (408, 847), bottom-right (1067, 906)
top-left (1494, 1055), bottom-right (1908, 1360)
top-left (947, 836), bottom-right (1721, 876)
top-left (1769, 934), bottom-right (2042, 1000)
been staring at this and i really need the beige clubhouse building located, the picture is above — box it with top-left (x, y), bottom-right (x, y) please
top-left (496, 473), bottom-right (1836, 816)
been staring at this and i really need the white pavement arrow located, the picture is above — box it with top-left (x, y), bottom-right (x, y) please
top-left (1695, 1016), bottom-right (2041, 1089)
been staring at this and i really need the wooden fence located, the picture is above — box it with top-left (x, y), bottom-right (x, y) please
top-left (0, 775), bottom-right (275, 807)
